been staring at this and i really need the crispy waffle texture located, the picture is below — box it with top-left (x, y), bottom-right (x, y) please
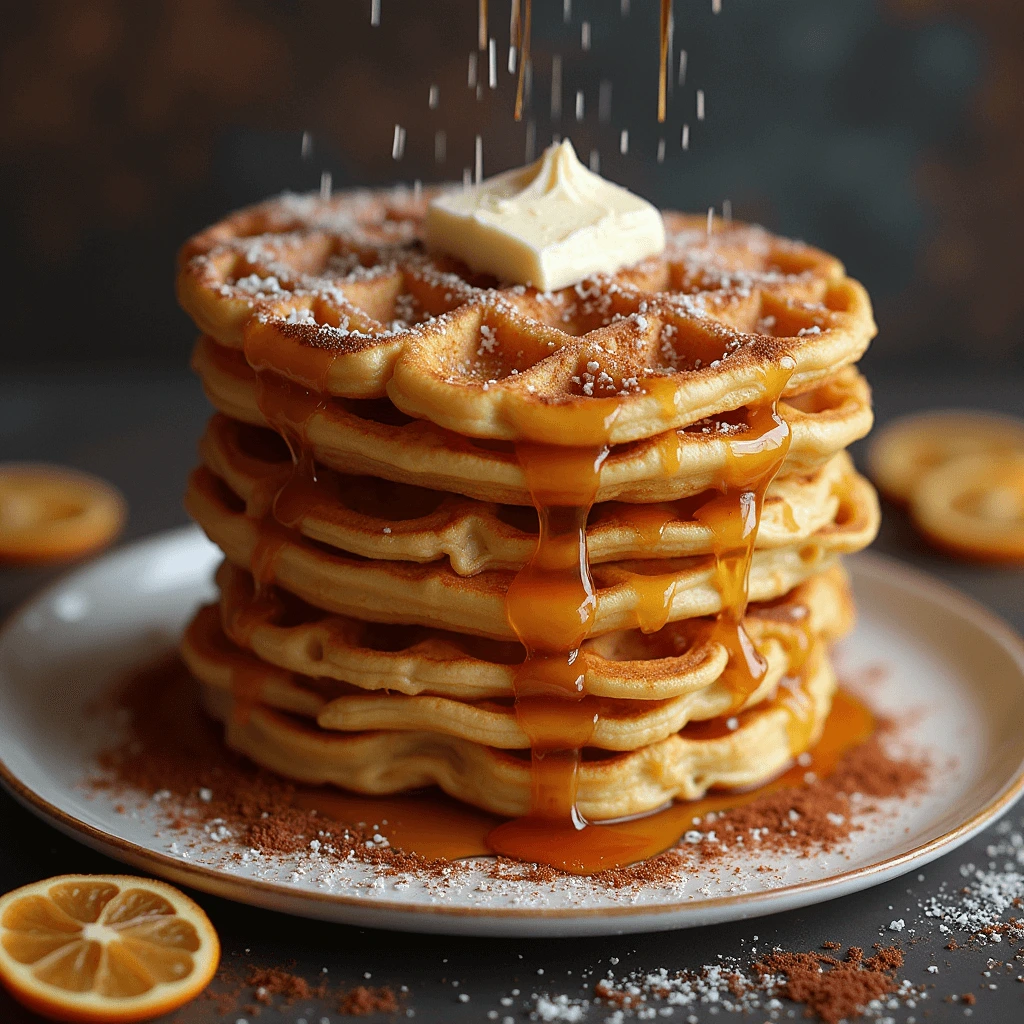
top-left (202, 562), bottom-right (853, 701)
top-left (185, 463), bottom-right (876, 639)
top-left (198, 642), bottom-right (837, 820)
top-left (178, 194), bottom-right (874, 445)
top-left (200, 414), bottom-right (862, 570)
top-left (178, 187), bottom-right (879, 832)
top-left (183, 564), bottom-right (851, 748)
top-left (192, 335), bottom-right (873, 504)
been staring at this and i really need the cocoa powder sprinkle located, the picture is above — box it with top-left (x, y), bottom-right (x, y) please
top-left (753, 946), bottom-right (905, 1024)
top-left (86, 655), bottom-right (929, 892)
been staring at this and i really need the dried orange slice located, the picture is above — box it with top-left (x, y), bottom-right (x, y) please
top-left (866, 410), bottom-right (1024, 505)
top-left (911, 452), bottom-right (1024, 563)
top-left (0, 465), bottom-right (125, 564)
top-left (0, 874), bottom-right (219, 1023)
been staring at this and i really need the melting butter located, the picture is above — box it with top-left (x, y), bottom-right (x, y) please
top-left (424, 140), bottom-right (666, 292)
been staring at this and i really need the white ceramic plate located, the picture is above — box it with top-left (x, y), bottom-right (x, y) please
top-left (1, 526), bottom-right (1023, 937)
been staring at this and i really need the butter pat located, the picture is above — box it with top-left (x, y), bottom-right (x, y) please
top-left (424, 140), bottom-right (666, 291)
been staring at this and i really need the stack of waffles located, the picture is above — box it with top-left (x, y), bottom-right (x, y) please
top-left (177, 188), bottom-right (879, 864)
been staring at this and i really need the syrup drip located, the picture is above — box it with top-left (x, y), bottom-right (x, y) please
top-left (489, 442), bottom-right (607, 855)
top-left (658, 0), bottom-right (672, 123)
top-left (489, 359), bottom-right (797, 872)
top-left (628, 571), bottom-right (680, 634)
top-left (241, 341), bottom-right (337, 595)
top-left (479, 0), bottom-right (667, 122)
top-left (693, 361), bottom-right (795, 709)
top-left (238, 333), bottom-right (338, 718)
top-left (478, 0), bottom-right (488, 51)
top-left (749, 599), bottom-right (813, 683)
top-left (216, 588), bottom-right (285, 726)
top-left (626, 503), bottom-right (678, 550)
top-left (514, 0), bottom-right (532, 120)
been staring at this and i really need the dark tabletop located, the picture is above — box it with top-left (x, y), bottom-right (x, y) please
top-left (1, 364), bottom-right (1022, 1024)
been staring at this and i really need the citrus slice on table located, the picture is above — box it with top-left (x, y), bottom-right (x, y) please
top-left (911, 451), bottom-right (1024, 563)
top-left (0, 875), bottom-right (220, 1023)
top-left (866, 410), bottom-right (1024, 505)
top-left (0, 465), bottom-right (125, 563)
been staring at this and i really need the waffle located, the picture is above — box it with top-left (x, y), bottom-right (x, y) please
top-left (185, 464), bottom-right (877, 639)
top-left (178, 184), bottom-right (879, 854)
top-left (177, 194), bottom-right (874, 446)
top-left (197, 561), bottom-right (852, 703)
top-left (192, 335), bottom-right (873, 505)
top-left (200, 414), bottom-right (860, 572)
top-left (197, 639), bottom-right (836, 820)
top-left (185, 604), bottom-right (789, 751)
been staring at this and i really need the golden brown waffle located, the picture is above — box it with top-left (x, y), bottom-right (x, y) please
top-left (185, 465), bottom-right (878, 640)
top-left (192, 335), bottom-right (872, 505)
top-left (197, 640), bottom-right (836, 820)
top-left (185, 607), bottom-right (792, 751)
top-left (177, 186), bottom-right (880, 856)
top-left (178, 192), bottom-right (875, 446)
top-left (200, 414), bottom-right (858, 573)
top-left (197, 561), bottom-right (852, 703)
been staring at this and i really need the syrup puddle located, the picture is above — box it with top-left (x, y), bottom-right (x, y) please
top-left (296, 689), bottom-right (873, 874)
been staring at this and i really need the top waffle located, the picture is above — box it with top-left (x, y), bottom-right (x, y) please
top-left (178, 189), bottom-right (876, 445)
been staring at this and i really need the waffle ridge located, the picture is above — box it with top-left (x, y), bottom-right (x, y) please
top-left (179, 190), bottom-right (876, 444)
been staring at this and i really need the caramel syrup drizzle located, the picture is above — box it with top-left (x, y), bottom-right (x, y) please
top-left (488, 359), bottom-right (797, 872)
top-left (695, 360), bottom-right (795, 708)
top-left (514, 0), bottom-right (532, 121)
top-left (492, 442), bottom-right (608, 848)
top-left (499, 0), bottom-right (672, 121)
top-left (219, 331), bottom-right (826, 873)
top-left (658, 0), bottom-right (672, 123)
top-left (228, 332), bottom-right (339, 721)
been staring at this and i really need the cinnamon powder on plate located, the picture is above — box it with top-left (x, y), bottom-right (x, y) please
top-left (86, 654), bottom-right (929, 888)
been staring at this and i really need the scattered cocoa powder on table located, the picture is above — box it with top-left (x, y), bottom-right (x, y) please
top-left (590, 943), bottom-right (916, 1023)
top-left (201, 961), bottom-right (400, 1018)
top-left (340, 985), bottom-right (401, 1015)
top-left (754, 945), bottom-right (905, 1024)
top-left (247, 964), bottom-right (325, 1004)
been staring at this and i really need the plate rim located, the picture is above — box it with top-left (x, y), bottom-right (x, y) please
top-left (2, 528), bottom-right (1024, 926)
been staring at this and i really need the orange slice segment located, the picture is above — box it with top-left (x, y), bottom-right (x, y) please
top-left (0, 875), bottom-right (219, 1023)
top-left (866, 410), bottom-right (1024, 505)
top-left (0, 465), bottom-right (126, 564)
top-left (911, 452), bottom-right (1024, 563)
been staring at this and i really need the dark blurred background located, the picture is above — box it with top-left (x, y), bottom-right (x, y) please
top-left (1, 0), bottom-right (1022, 373)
